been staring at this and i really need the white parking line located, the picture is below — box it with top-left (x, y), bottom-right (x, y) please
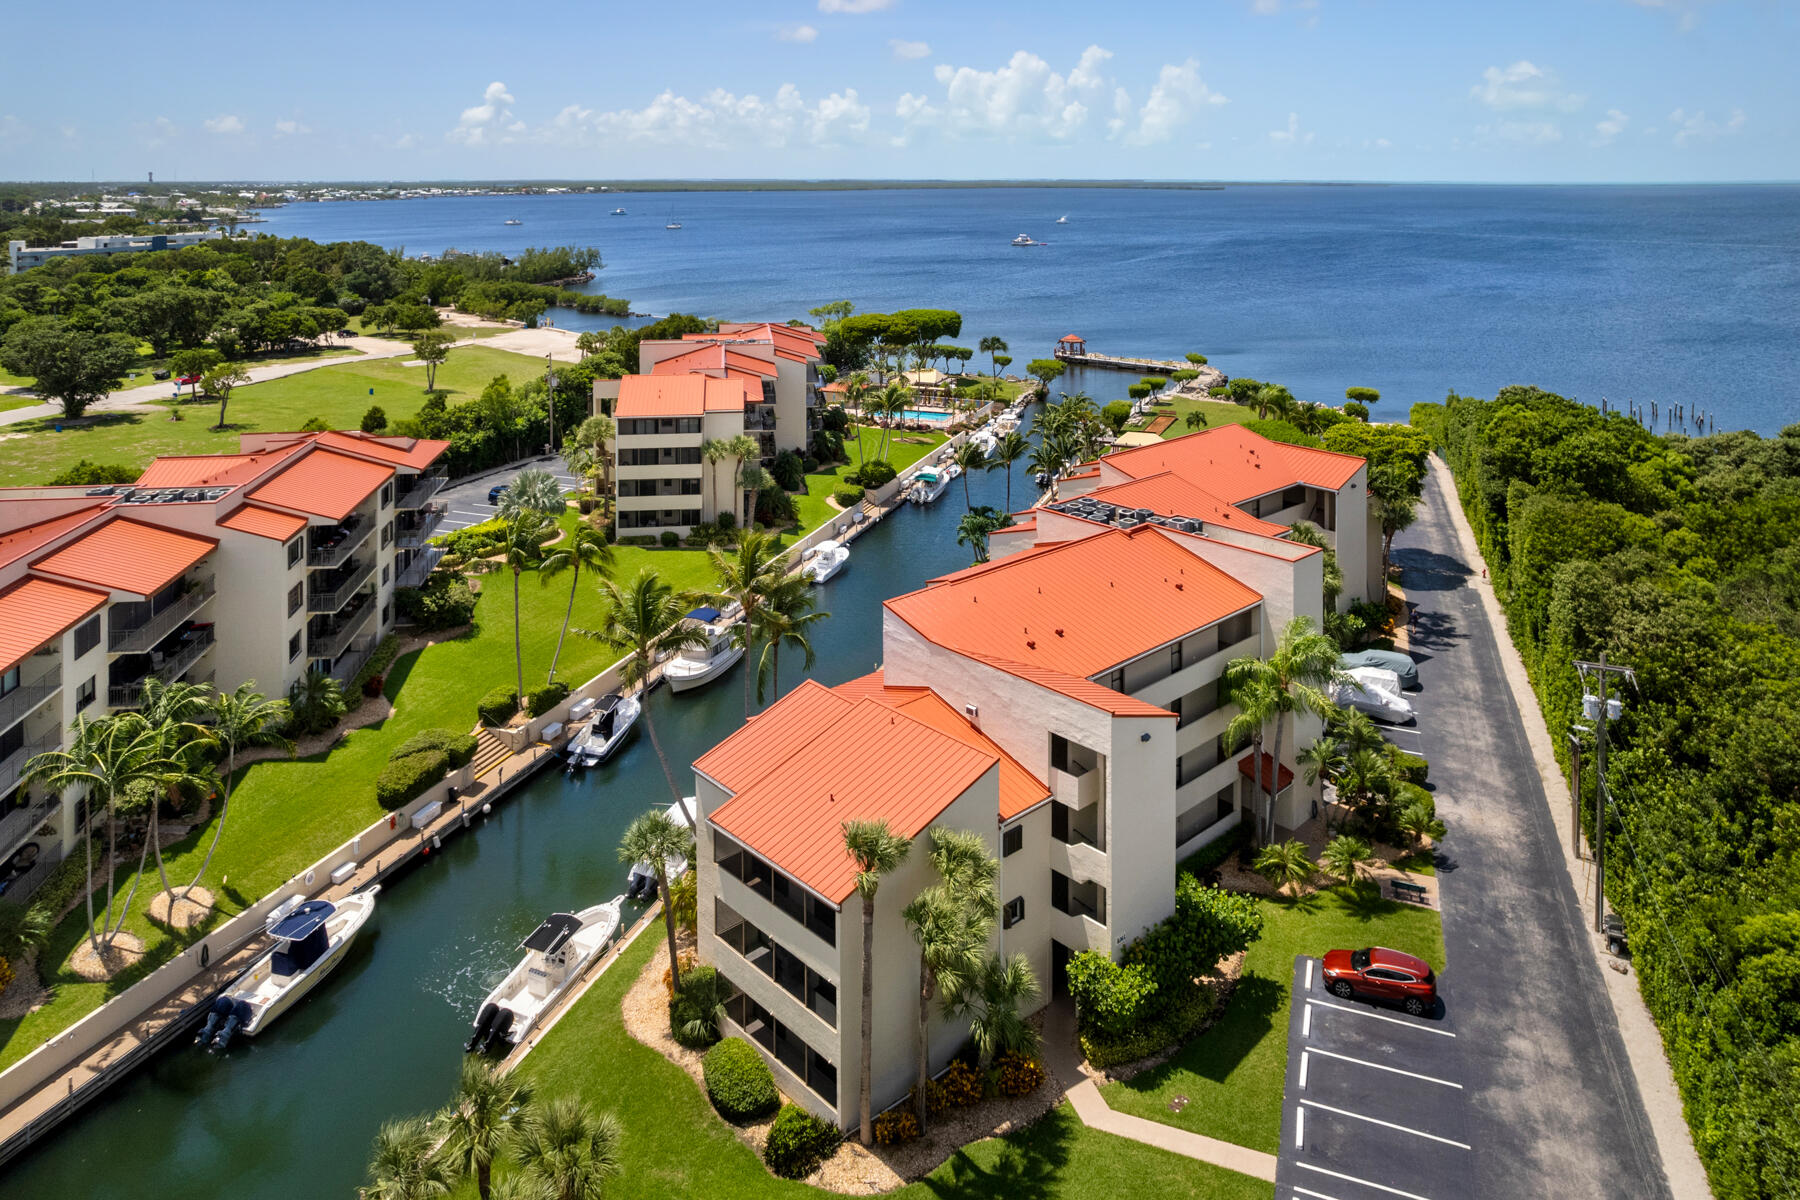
top-left (1303, 1004), bottom-right (1313, 1039)
top-left (1295, 1105), bottom-right (1306, 1149)
top-left (1296, 1161), bottom-right (1433, 1200)
top-left (1307, 998), bottom-right (1457, 1037)
top-left (1304, 1045), bottom-right (1463, 1089)
top-left (1293, 1186), bottom-right (1349, 1200)
top-left (1305, 959), bottom-right (1314, 991)
top-left (1299, 1099), bottom-right (1472, 1149)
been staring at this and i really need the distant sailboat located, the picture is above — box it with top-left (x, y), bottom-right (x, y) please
top-left (503, 218), bottom-right (523, 226)
top-left (665, 215), bottom-right (682, 230)
top-left (1056, 215), bottom-right (1068, 224)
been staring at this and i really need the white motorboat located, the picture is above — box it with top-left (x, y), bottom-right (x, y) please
top-left (1056, 215), bottom-right (1069, 224)
top-left (807, 539), bottom-right (849, 585)
top-left (566, 692), bottom-right (640, 768)
top-left (664, 610), bottom-right (741, 692)
top-left (912, 466), bottom-right (951, 504)
top-left (973, 430), bottom-right (997, 454)
top-left (626, 797), bottom-right (696, 900)
top-left (466, 896), bottom-right (625, 1052)
top-left (611, 208), bottom-right (627, 216)
top-left (197, 889), bottom-right (380, 1051)
top-left (665, 216), bottom-right (683, 230)
top-left (1011, 233), bottom-right (1035, 246)
top-left (503, 218), bottom-right (523, 226)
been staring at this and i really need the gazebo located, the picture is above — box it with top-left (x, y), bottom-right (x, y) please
top-left (1055, 334), bottom-right (1086, 358)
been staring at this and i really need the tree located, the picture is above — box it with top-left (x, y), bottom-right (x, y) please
top-left (412, 331), bottom-right (456, 392)
top-left (1104, 400), bottom-right (1134, 432)
top-left (1186, 352), bottom-right (1207, 365)
top-left (1320, 835), bottom-right (1372, 888)
top-left (1025, 359), bottom-right (1066, 393)
top-left (438, 1058), bottom-right (536, 1200)
top-left (752, 573), bottom-right (825, 705)
top-left (992, 354), bottom-right (1012, 378)
top-left (1184, 410), bottom-right (1207, 431)
top-left (619, 809), bottom-right (696, 998)
top-left (979, 336), bottom-right (1008, 378)
top-left (181, 683), bottom-right (291, 904)
top-left (950, 952), bottom-right (1040, 1066)
top-left (1344, 386), bottom-right (1380, 409)
top-left (1368, 463), bottom-right (1420, 575)
top-left (953, 439), bottom-right (987, 511)
top-left (566, 414), bottom-right (615, 499)
top-left (363, 1116), bottom-right (455, 1200)
top-left (874, 380), bottom-right (910, 464)
top-left (726, 434), bottom-right (761, 528)
top-left (2, 317), bottom-right (138, 418)
top-left (956, 506), bottom-right (1007, 564)
top-left (500, 510), bottom-right (550, 716)
top-left (574, 329), bottom-right (608, 359)
top-left (986, 430), bottom-right (1029, 513)
top-left (497, 467), bottom-right (565, 521)
top-left (362, 405), bottom-right (389, 434)
top-left (288, 667), bottom-right (349, 734)
top-left (1223, 616), bottom-right (1347, 844)
top-left (512, 1097), bottom-right (623, 1200)
top-left (842, 818), bottom-right (913, 1146)
top-left (710, 529), bottom-right (786, 717)
top-left (201, 362), bottom-right (251, 429)
top-left (1396, 794), bottom-right (1446, 848)
top-left (170, 347), bottom-right (223, 381)
top-left (576, 569), bottom-right (710, 804)
top-left (0, 900), bottom-right (53, 970)
top-left (539, 526), bottom-right (614, 685)
top-left (902, 829), bottom-right (996, 1126)
top-left (808, 300), bottom-right (854, 328)
top-left (1253, 839), bottom-right (1316, 898)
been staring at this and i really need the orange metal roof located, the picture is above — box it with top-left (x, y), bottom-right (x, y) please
top-left (1077, 472), bottom-right (1290, 538)
top-left (135, 443), bottom-right (308, 490)
top-left (694, 679), bottom-right (853, 791)
top-left (615, 374), bottom-right (750, 419)
top-left (954, 650), bottom-right (1180, 719)
top-left (1239, 751), bottom-right (1295, 792)
top-left (1058, 334), bottom-right (1085, 343)
top-left (887, 524), bottom-right (1262, 681)
top-left (648, 344), bottom-right (779, 379)
top-left (1095, 424), bottom-right (1364, 499)
top-left (0, 577), bottom-right (108, 674)
top-left (312, 431), bottom-right (450, 471)
top-left (32, 517), bottom-right (216, 597)
top-left (218, 504), bottom-right (308, 541)
top-left (708, 696), bottom-right (997, 904)
top-left (0, 506), bottom-right (107, 571)
top-left (248, 449), bottom-right (393, 521)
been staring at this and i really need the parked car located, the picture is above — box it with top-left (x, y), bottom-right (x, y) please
top-left (1321, 946), bottom-right (1438, 1015)
top-left (1339, 648), bottom-right (1419, 690)
top-left (487, 484), bottom-right (508, 506)
top-left (1331, 667), bottom-right (1416, 724)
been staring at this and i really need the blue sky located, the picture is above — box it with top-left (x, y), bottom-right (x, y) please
top-left (2, 0), bottom-right (1793, 182)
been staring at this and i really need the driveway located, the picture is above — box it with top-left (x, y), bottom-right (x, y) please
top-left (1387, 472), bottom-right (1671, 1196)
top-left (437, 457), bottom-right (582, 533)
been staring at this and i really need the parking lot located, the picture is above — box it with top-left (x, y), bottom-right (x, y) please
top-left (437, 456), bottom-right (583, 534)
top-left (1277, 956), bottom-right (1472, 1200)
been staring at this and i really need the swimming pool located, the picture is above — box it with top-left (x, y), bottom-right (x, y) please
top-left (898, 408), bottom-right (952, 422)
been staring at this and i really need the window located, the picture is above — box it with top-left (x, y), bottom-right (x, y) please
top-left (1107, 669), bottom-right (1124, 692)
top-left (287, 583), bottom-right (303, 617)
top-left (76, 676), bottom-right (96, 711)
top-left (714, 837), bottom-right (836, 946)
top-left (1170, 642), bottom-right (1183, 673)
top-left (1002, 825), bottom-right (1023, 857)
top-left (381, 481), bottom-right (394, 507)
top-left (723, 992), bottom-right (837, 1106)
top-left (288, 632), bottom-right (303, 661)
top-left (381, 602), bottom-right (392, 626)
top-left (381, 565), bottom-right (390, 586)
top-left (73, 616), bottom-right (101, 659)
top-left (381, 521), bottom-right (393, 549)
top-left (1003, 897), bottom-right (1025, 929)
top-left (0, 665), bottom-right (16, 697)
top-left (287, 537), bottom-right (304, 568)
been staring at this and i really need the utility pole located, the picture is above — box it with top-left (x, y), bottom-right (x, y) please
top-left (544, 353), bottom-right (558, 455)
top-left (1574, 652), bottom-right (1636, 933)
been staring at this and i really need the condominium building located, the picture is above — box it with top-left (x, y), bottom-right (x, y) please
top-left (0, 430), bottom-right (448, 894)
top-left (6, 230), bottom-right (223, 275)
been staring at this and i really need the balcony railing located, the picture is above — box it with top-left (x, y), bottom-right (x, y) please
top-left (328, 636), bottom-right (379, 685)
top-left (0, 735), bottom-right (58, 802)
top-left (396, 546), bottom-right (445, 590)
top-left (307, 514), bottom-right (370, 569)
top-left (107, 626), bottom-right (215, 709)
top-left (396, 504), bottom-right (445, 549)
top-left (308, 558), bottom-right (374, 614)
top-left (395, 471), bottom-right (446, 511)
top-left (108, 577), bottom-right (216, 654)
top-left (0, 661), bottom-right (61, 734)
top-left (0, 789), bottom-right (58, 860)
top-left (308, 593), bottom-right (376, 661)
top-left (744, 408), bottom-right (777, 432)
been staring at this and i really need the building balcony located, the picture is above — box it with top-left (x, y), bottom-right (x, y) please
top-left (1131, 632), bottom-right (1260, 710)
top-left (395, 470), bottom-right (446, 511)
top-left (308, 558), bottom-right (374, 614)
top-left (395, 546), bottom-right (444, 590)
top-left (1176, 756), bottom-right (1241, 810)
top-left (1051, 906), bottom-right (1109, 955)
top-left (1051, 761), bottom-right (1100, 810)
top-left (108, 576), bottom-right (216, 654)
top-left (0, 660), bottom-right (61, 735)
top-left (307, 514), bottom-right (371, 569)
top-left (0, 735), bottom-right (58, 804)
top-left (396, 504), bottom-right (445, 549)
top-left (328, 636), bottom-right (379, 685)
top-left (109, 626), bottom-right (215, 708)
top-left (308, 592), bottom-right (376, 661)
top-left (1048, 837), bottom-right (1108, 889)
top-left (744, 409), bottom-right (777, 432)
top-left (0, 788), bottom-right (58, 865)
top-left (1177, 705), bottom-right (1231, 756)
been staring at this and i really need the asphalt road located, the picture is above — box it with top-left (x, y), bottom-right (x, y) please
top-left (1389, 471), bottom-right (1671, 1197)
top-left (437, 456), bottom-right (583, 533)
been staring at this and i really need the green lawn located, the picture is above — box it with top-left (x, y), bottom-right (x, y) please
top-left (1146, 399), bottom-right (1259, 438)
top-left (848, 425), bottom-right (947, 475)
top-left (0, 395), bottom-right (38, 413)
top-left (451, 925), bottom-right (1273, 1200)
top-left (1101, 885), bottom-right (1445, 1154)
top-left (0, 344), bottom-right (552, 486)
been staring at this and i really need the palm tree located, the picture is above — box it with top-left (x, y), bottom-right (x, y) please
top-left (953, 440), bottom-right (987, 511)
top-left (136, 677), bottom-right (218, 900)
top-left (539, 527), bottom-right (614, 685)
top-left (1222, 616), bottom-right (1346, 845)
top-left (987, 430), bottom-right (1028, 513)
top-left (501, 510), bottom-right (550, 715)
top-left (575, 415), bottom-right (616, 500)
top-left (1292, 403), bottom-right (1328, 437)
top-left (1184, 409), bottom-right (1207, 431)
top-left (875, 381), bottom-right (910, 463)
top-left (619, 811), bottom-right (694, 989)
top-left (700, 439), bottom-right (731, 524)
top-left (498, 467), bottom-right (566, 520)
top-left (576, 568), bottom-right (709, 804)
top-left (438, 1059), bottom-right (536, 1200)
top-left (1253, 839), bottom-right (1317, 898)
top-left (1028, 437), bottom-right (1069, 499)
top-left (513, 1097), bottom-right (622, 1200)
top-left (951, 952), bottom-right (1041, 1066)
top-left (979, 335), bottom-right (1008, 379)
top-left (901, 829), bottom-right (996, 1126)
top-left (752, 573), bottom-right (825, 705)
top-left (1296, 735), bottom-right (1343, 790)
top-left (1396, 795), bottom-right (1446, 848)
top-left (955, 506), bottom-right (1005, 565)
top-left (727, 435), bottom-right (762, 527)
top-left (1320, 835), bottom-right (1372, 888)
top-left (1336, 746), bottom-right (1395, 818)
top-left (0, 900), bottom-right (54, 965)
top-left (180, 682), bottom-right (290, 904)
top-left (842, 818), bottom-right (912, 1146)
top-left (709, 529), bottom-right (785, 717)
top-left (363, 1116), bottom-right (455, 1200)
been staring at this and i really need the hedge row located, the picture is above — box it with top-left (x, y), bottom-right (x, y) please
top-left (478, 685), bottom-right (519, 726)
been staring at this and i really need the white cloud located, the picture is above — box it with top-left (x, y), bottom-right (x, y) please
top-left (1592, 109), bottom-right (1629, 145)
top-left (450, 81), bottom-right (517, 146)
top-left (552, 84), bottom-right (871, 149)
top-left (890, 39), bottom-right (930, 59)
top-left (1119, 59), bottom-right (1226, 146)
top-left (1670, 107), bottom-right (1745, 146)
top-left (143, 116), bottom-right (177, 149)
top-left (203, 114), bottom-right (245, 135)
top-left (1471, 61), bottom-right (1585, 113)
top-left (274, 119), bottom-right (311, 137)
top-left (778, 24), bottom-right (818, 43)
top-left (817, 0), bottom-right (892, 11)
top-left (393, 132), bottom-right (420, 150)
top-left (903, 46), bottom-right (1113, 143)
top-left (1269, 112), bottom-right (1313, 146)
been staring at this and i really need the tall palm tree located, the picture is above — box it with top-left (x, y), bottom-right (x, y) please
top-left (987, 430), bottom-right (1028, 513)
top-left (901, 829), bottom-right (996, 1126)
top-left (497, 467), bottom-right (565, 521)
top-left (1223, 616), bottom-right (1347, 844)
top-left (736, 462), bottom-right (773, 530)
top-left (618, 810), bottom-right (693, 982)
top-left (576, 568), bottom-right (709, 804)
top-left (709, 529), bottom-right (785, 718)
top-left (136, 677), bottom-right (218, 899)
top-left (979, 335), bottom-right (1008, 379)
top-left (726, 434), bottom-right (761, 527)
top-left (362, 1116), bottom-right (455, 1200)
top-left (953, 440), bottom-right (987, 511)
top-left (955, 506), bottom-right (1004, 565)
top-left (538, 526), bottom-right (614, 685)
top-left (438, 1057), bottom-right (536, 1200)
top-left (752, 573), bottom-right (825, 705)
top-left (500, 510), bottom-right (550, 714)
top-left (512, 1096), bottom-right (623, 1200)
top-left (875, 381), bottom-right (910, 463)
top-left (567, 414), bottom-right (615, 497)
top-left (700, 439), bottom-right (731, 524)
top-left (842, 818), bottom-right (912, 1147)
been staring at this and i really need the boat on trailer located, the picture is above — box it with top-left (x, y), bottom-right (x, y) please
top-left (466, 896), bottom-right (626, 1053)
top-left (196, 889), bottom-right (380, 1051)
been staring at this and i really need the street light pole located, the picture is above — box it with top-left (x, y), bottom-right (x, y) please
top-left (1574, 651), bottom-right (1636, 934)
top-left (545, 352), bottom-right (559, 454)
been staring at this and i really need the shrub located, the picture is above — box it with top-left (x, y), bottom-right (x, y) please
top-left (1066, 952), bottom-right (1157, 1040)
top-left (1180, 819), bottom-right (1251, 879)
top-left (525, 681), bottom-right (569, 717)
top-left (660, 530), bottom-right (680, 548)
top-left (396, 574), bottom-right (476, 630)
top-left (1393, 751), bottom-right (1429, 784)
top-left (46, 460), bottom-right (139, 486)
top-left (288, 669), bottom-right (348, 734)
top-left (702, 1037), bottom-right (778, 1121)
top-left (440, 517), bottom-right (519, 560)
top-left (832, 487), bottom-right (864, 508)
top-left (1080, 986), bottom-right (1216, 1069)
top-left (374, 747), bottom-right (453, 809)
top-left (763, 1104), bottom-right (842, 1179)
top-left (669, 963), bottom-right (731, 1048)
top-left (994, 1052), bottom-right (1046, 1097)
top-left (755, 487), bottom-right (798, 527)
top-left (299, 416), bottom-right (330, 432)
top-left (937, 1059), bottom-right (982, 1108)
top-left (360, 404), bottom-right (388, 433)
top-left (389, 728), bottom-right (478, 768)
top-left (362, 674), bottom-right (384, 698)
top-left (849, 460), bottom-right (897, 488)
top-left (872, 1110), bottom-right (920, 1145)
top-left (477, 685), bottom-right (519, 726)
top-left (28, 838), bottom-right (98, 918)
top-left (619, 535), bottom-right (656, 547)
top-left (771, 449), bottom-right (805, 492)
top-left (352, 634), bottom-right (400, 694)
top-left (0, 955), bottom-right (12, 995)
top-left (1245, 418), bottom-right (1322, 448)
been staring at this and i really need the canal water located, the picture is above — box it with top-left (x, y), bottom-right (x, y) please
top-left (4, 418), bottom-right (1038, 1200)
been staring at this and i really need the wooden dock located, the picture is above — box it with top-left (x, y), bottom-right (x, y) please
top-left (1052, 350), bottom-right (1227, 391)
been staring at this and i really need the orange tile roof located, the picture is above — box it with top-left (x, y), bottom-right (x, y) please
top-left (0, 506), bottom-right (107, 571)
top-left (0, 577), bottom-right (108, 673)
top-left (32, 517), bottom-right (216, 597)
top-left (313, 431), bottom-right (450, 471)
top-left (1076, 472), bottom-right (1290, 537)
top-left (888, 525), bottom-right (1262, 681)
top-left (1058, 334), bottom-right (1085, 344)
top-left (1095, 424), bottom-right (1364, 499)
top-left (248, 449), bottom-right (393, 521)
top-left (708, 696), bottom-right (997, 904)
top-left (694, 679), bottom-right (853, 791)
top-left (615, 374), bottom-right (751, 419)
top-left (1239, 751), bottom-right (1295, 792)
top-left (218, 503), bottom-right (308, 541)
top-left (135, 443), bottom-right (308, 490)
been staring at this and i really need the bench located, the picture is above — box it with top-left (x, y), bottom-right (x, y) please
top-left (1390, 879), bottom-right (1429, 904)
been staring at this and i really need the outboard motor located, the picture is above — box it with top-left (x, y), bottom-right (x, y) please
top-left (481, 1008), bottom-right (514, 1053)
top-left (466, 1003), bottom-right (499, 1053)
top-left (210, 1000), bottom-right (251, 1052)
top-left (625, 871), bottom-right (645, 901)
top-left (195, 995), bottom-right (233, 1046)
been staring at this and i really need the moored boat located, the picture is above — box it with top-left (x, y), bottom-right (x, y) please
top-left (466, 896), bottom-right (625, 1052)
top-left (912, 466), bottom-right (951, 504)
top-left (196, 889), bottom-right (380, 1051)
top-left (566, 692), bottom-right (640, 769)
top-left (664, 609), bottom-right (741, 692)
top-left (807, 539), bottom-right (849, 584)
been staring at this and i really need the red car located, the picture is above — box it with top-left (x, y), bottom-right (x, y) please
top-left (1321, 947), bottom-right (1438, 1015)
